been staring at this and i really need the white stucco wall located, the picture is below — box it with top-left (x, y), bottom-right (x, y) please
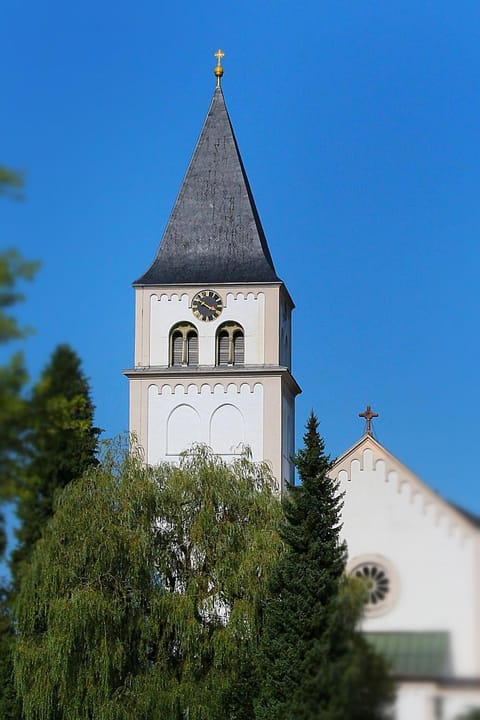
top-left (149, 291), bottom-right (265, 366)
top-left (443, 688), bottom-right (480, 719)
top-left (147, 381), bottom-right (263, 465)
top-left (394, 683), bottom-right (438, 720)
top-left (128, 282), bottom-right (298, 492)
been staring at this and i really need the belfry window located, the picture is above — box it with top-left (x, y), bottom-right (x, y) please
top-left (216, 322), bottom-right (244, 366)
top-left (170, 323), bottom-right (198, 366)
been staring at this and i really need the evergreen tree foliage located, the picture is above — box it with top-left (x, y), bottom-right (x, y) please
top-left (255, 413), bottom-right (393, 720)
top-left (0, 165), bottom-right (32, 508)
top-left (0, 168), bottom-right (32, 548)
top-left (0, 170), bottom-right (37, 720)
top-left (11, 343), bottom-right (101, 581)
top-left (14, 443), bottom-right (282, 720)
top-left (0, 249), bottom-right (38, 552)
top-left (0, 248), bottom-right (38, 346)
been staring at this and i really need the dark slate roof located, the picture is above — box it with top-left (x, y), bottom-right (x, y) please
top-left (134, 86), bottom-right (280, 286)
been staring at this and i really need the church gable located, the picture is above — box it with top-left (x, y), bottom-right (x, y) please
top-left (332, 435), bottom-right (477, 541)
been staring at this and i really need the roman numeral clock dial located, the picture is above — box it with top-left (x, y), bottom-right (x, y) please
top-left (191, 290), bottom-right (224, 322)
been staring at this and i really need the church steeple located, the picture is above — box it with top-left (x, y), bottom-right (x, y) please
top-left (135, 81), bottom-right (279, 286)
top-left (127, 57), bottom-right (300, 492)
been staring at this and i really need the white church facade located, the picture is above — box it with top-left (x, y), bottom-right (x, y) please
top-left (332, 420), bottom-right (480, 720)
top-left (126, 55), bottom-right (480, 720)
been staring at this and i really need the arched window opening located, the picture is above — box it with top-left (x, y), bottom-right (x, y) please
top-left (187, 330), bottom-right (198, 365)
top-left (172, 331), bottom-right (183, 365)
top-left (170, 323), bottom-right (198, 367)
top-left (216, 323), bottom-right (244, 366)
top-left (218, 331), bottom-right (229, 365)
top-left (233, 330), bottom-right (244, 365)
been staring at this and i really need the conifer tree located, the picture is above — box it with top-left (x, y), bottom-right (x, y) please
top-left (0, 170), bottom-right (37, 720)
top-left (255, 413), bottom-right (393, 720)
top-left (11, 343), bottom-right (101, 582)
top-left (0, 248), bottom-right (38, 555)
top-left (14, 443), bottom-right (282, 720)
top-left (0, 167), bottom-right (33, 500)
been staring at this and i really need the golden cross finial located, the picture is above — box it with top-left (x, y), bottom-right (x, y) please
top-left (214, 48), bottom-right (225, 87)
top-left (359, 405), bottom-right (379, 436)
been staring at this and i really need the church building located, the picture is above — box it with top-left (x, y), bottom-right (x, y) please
top-left (332, 408), bottom-right (480, 720)
top-left (126, 53), bottom-right (480, 720)
top-left (125, 51), bottom-right (300, 493)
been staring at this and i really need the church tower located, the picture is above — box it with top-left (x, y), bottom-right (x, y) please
top-left (125, 54), bottom-right (300, 491)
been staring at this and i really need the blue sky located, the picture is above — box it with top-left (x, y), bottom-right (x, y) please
top-left (1, 0), bottom-right (479, 532)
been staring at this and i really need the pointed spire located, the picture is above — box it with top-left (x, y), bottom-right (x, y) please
top-left (135, 67), bottom-right (280, 286)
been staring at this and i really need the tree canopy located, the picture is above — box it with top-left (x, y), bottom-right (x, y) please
top-left (14, 443), bottom-right (282, 720)
top-left (11, 343), bottom-right (101, 581)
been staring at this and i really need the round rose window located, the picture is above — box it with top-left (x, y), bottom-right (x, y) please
top-left (352, 562), bottom-right (390, 607)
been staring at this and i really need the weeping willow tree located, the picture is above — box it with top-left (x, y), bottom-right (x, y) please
top-left (14, 442), bottom-right (282, 720)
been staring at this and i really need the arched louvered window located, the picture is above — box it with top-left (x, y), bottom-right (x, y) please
top-left (233, 330), bottom-right (244, 365)
top-left (218, 331), bottom-right (230, 365)
top-left (172, 331), bottom-right (183, 366)
top-left (187, 330), bottom-right (198, 365)
top-left (216, 323), bottom-right (244, 366)
top-left (169, 323), bottom-right (198, 366)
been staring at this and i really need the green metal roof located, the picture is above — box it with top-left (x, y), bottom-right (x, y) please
top-left (365, 632), bottom-right (450, 678)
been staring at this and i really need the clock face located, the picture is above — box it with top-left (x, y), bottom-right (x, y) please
top-left (191, 290), bottom-right (224, 322)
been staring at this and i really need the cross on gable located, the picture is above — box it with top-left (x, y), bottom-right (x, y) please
top-left (359, 404), bottom-right (379, 436)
